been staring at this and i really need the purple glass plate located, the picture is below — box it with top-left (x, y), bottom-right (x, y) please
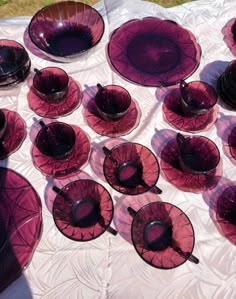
top-left (162, 89), bottom-right (219, 133)
top-left (160, 138), bottom-right (222, 193)
top-left (53, 180), bottom-right (114, 241)
top-left (130, 202), bottom-right (195, 269)
top-left (108, 17), bottom-right (201, 87)
top-left (0, 109), bottom-right (26, 160)
top-left (83, 98), bottom-right (141, 137)
top-left (0, 167), bottom-right (42, 292)
top-left (27, 77), bottom-right (82, 118)
top-left (215, 185), bottom-right (236, 244)
top-left (31, 125), bottom-right (91, 179)
top-left (222, 18), bottom-right (236, 56)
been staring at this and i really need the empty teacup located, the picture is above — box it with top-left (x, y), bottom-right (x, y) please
top-left (103, 142), bottom-right (162, 195)
top-left (0, 110), bottom-right (6, 140)
top-left (35, 121), bottom-right (76, 160)
top-left (176, 132), bottom-right (220, 175)
top-left (128, 202), bottom-right (199, 269)
top-left (52, 180), bottom-right (117, 241)
top-left (33, 67), bottom-right (69, 103)
top-left (95, 83), bottom-right (131, 120)
top-left (180, 80), bottom-right (218, 116)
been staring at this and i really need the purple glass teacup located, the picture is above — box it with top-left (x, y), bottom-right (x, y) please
top-left (103, 142), bottom-right (162, 195)
top-left (33, 67), bottom-right (69, 103)
top-left (35, 121), bottom-right (76, 160)
top-left (176, 133), bottom-right (220, 175)
top-left (95, 83), bottom-right (131, 121)
top-left (180, 80), bottom-right (218, 116)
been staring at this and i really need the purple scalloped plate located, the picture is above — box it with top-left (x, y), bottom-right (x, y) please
top-left (27, 76), bottom-right (82, 118)
top-left (31, 125), bottom-right (91, 179)
top-left (222, 18), bottom-right (236, 56)
top-left (162, 88), bottom-right (219, 133)
top-left (53, 180), bottom-right (114, 241)
top-left (83, 98), bottom-right (141, 137)
top-left (160, 138), bottom-right (222, 193)
top-left (0, 167), bottom-right (42, 292)
top-left (107, 17), bottom-right (201, 87)
top-left (130, 202), bottom-right (195, 269)
top-left (0, 109), bottom-right (26, 160)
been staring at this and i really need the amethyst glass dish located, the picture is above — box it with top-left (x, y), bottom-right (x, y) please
top-left (0, 39), bottom-right (31, 87)
top-left (0, 167), bottom-right (42, 292)
top-left (0, 109), bottom-right (27, 160)
top-left (222, 18), bottom-right (236, 56)
top-left (162, 88), bottom-right (218, 133)
top-left (83, 98), bottom-right (141, 137)
top-left (108, 17), bottom-right (201, 87)
top-left (128, 202), bottom-right (198, 269)
top-left (31, 124), bottom-right (90, 179)
top-left (103, 142), bottom-right (161, 195)
top-left (52, 180), bottom-right (115, 241)
top-left (28, 76), bottom-right (82, 118)
top-left (160, 137), bottom-right (222, 193)
top-left (28, 1), bottom-right (105, 62)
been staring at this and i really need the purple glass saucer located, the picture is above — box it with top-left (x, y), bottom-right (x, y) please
top-left (0, 167), bottom-right (42, 292)
top-left (222, 18), bottom-right (236, 56)
top-left (53, 180), bottom-right (114, 241)
top-left (108, 17), bottom-right (201, 87)
top-left (215, 185), bottom-right (236, 244)
top-left (83, 98), bottom-right (141, 137)
top-left (129, 202), bottom-right (196, 269)
top-left (160, 138), bottom-right (222, 193)
top-left (0, 109), bottom-right (26, 160)
top-left (162, 89), bottom-right (219, 133)
top-left (31, 125), bottom-right (91, 179)
top-left (27, 77), bottom-right (82, 118)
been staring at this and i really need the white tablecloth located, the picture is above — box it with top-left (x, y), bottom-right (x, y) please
top-left (0, 0), bottom-right (236, 298)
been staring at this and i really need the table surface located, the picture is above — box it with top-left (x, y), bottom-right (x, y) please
top-left (0, 0), bottom-right (236, 298)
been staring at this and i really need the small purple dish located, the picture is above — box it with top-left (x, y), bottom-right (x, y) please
top-left (0, 39), bottom-right (31, 87)
top-left (52, 179), bottom-right (117, 241)
top-left (28, 1), bottom-right (105, 62)
top-left (128, 202), bottom-right (199, 269)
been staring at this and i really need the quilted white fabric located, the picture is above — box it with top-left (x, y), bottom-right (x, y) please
top-left (0, 0), bottom-right (236, 298)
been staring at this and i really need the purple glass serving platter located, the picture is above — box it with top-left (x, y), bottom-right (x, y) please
top-left (28, 1), bottom-right (105, 62)
top-left (160, 138), bottom-right (222, 193)
top-left (0, 109), bottom-right (26, 160)
top-left (108, 17), bottom-right (201, 87)
top-left (28, 77), bottom-right (82, 118)
top-left (130, 202), bottom-right (195, 269)
top-left (162, 89), bottom-right (219, 132)
top-left (52, 180), bottom-right (114, 241)
top-left (222, 18), bottom-right (236, 56)
top-left (0, 167), bottom-right (42, 292)
top-left (83, 98), bottom-right (141, 137)
top-left (31, 125), bottom-right (91, 179)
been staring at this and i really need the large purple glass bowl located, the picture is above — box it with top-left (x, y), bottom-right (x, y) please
top-left (107, 17), bottom-right (201, 87)
top-left (0, 39), bottom-right (31, 87)
top-left (28, 1), bottom-right (105, 62)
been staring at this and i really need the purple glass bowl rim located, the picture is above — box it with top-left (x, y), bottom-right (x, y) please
top-left (107, 17), bottom-right (202, 87)
top-left (0, 39), bottom-right (30, 77)
top-left (103, 142), bottom-right (161, 195)
top-left (28, 1), bottom-right (105, 58)
top-left (33, 66), bottom-right (69, 96)
top-left (52, 179), bottom-right (114, 242)
top-left (178, 135), bottom-right (221, 173)
top-left (130, 201), bottom-right (195, 270)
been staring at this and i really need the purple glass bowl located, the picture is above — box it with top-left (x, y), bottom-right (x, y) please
top-left (128, 202), bottom-right (198, 269)
top-left (28, 1), bottom-right (105, 62)
top-left (176, 133), bottom-right (220, 175)
top-left (0, 39), bottom-right (31, 87)
top-left (52, 179), bottom-right (115, 241)
top-left (103, 142), bottom-right (161, 195)
top-left (108, 17), bottom-right (201, 87)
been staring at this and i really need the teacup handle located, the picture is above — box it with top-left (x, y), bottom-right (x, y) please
top-left (176, 132), bottom-right (185, 147)
top-left (102, 146), bottom-right (118, 165)
top-left (106, 226), bottom-right (118, 236)
top-left (179, 79), bottom-right (188, 88)
top-left (127, 207), bottom-right (137, 218)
